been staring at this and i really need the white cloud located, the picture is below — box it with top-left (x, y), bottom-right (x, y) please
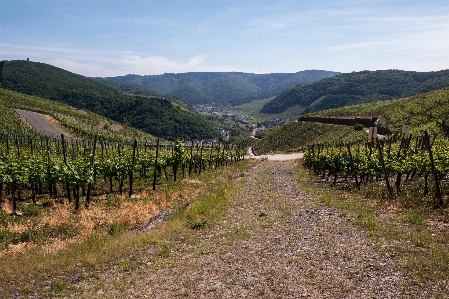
top-left (118, 55), bottom-right (235, 75)
top-left (1, 43), bottom-right (237, 76)
top-left (46, 58), bottom-right (122, 77)
top-left (47, 55), bottom-right (236, 77)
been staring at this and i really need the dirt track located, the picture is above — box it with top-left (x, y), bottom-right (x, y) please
top-left (247, 147), bottom-right (304, 161)
top-left (56, 160), bottom-right (438, 299)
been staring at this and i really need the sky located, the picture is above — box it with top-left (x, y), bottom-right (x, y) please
top-left (1, 0), bottom-right (448, 77)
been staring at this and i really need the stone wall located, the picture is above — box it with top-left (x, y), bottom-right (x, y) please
top-left (298, 116), bottom-right (391, 134)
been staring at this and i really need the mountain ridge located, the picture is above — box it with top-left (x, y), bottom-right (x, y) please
top-left (260, 69), bottom-right (449, 115)
top-left (98, 70), bottom-right (341, 106)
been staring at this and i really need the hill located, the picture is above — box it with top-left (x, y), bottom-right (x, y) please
top-left (92, 77), bottom-right (161, 97)
top-left (305, 86), bottom-right (449, 134)
top-left (254, 86), bottom-right (449, 154)
top-left (0, 60), bottom-right (217, 141)
top-left (252, 121), bottom-right (367, 154)
top-left (99, 70), bottom-right (340, 107)
top-left (260, 69), bottom-right (449, 114)
top-left (0, 88), bottom-right (157, 142)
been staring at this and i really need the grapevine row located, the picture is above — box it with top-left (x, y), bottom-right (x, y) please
top-left (0, 135), bottom-right (247, 214)
top-left (303, 131), bottom-right (449, 207)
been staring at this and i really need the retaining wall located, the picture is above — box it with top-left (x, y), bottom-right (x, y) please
top-left (298, 116), bottom-right (391, 135)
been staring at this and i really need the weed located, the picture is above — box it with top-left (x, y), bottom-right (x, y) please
top-left (106, 195), bottom-right (121, 208)
top-left (20, 204), bottom-right (41, 217)
top-left (107, 222), bottom-right (127, 236)
top-left (158, 246), bottom-right (170, 258)
top-left (119, 259), bottom-right (130, 271)
top-left (187, 218), bottom-right (207, 229)
top-left (355, 208), bottom-right (377, 235)
top-left (50, 278), bottom-right (68, 294)
top-left (226, 279), bottom-right (239, 286)
top-left (403, 210), bottom-right (424, 225)
top-left (306, 278), bottom-right (318, 285)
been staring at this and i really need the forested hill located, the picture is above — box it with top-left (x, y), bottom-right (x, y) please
top-left (92, 77), bottom-right (161, 97)
top-left (260, 69), bottom-right (449, 114)
top-left (0, 60), bottom-right (217, 141)
top-left (99, 70), bottom-right (340, 106)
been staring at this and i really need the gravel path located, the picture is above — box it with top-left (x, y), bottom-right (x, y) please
top-left (63, 160), bottom-right (423, 298)
top-left (14, 109), bottom-right (76, 140)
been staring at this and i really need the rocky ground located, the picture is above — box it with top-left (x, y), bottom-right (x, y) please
top-left (52, 160), bottom-right (442, 298)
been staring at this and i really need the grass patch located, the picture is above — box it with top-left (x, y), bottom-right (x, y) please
top-left (187, 219), bottom-right (207, 229)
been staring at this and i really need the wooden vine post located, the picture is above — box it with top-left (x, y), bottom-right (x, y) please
top-left (129, 138), bottom-right (137, 197)
top-left (45, 137), bottom-right (53, 198)
top-left (346, 144), bottom-right (360, 190)
top-left (424, 131), bottom-right (443, 207)
top-left (85, 135), bottom-right (97, 209)
top-left (152, 139), bottom-right (160, 191)
top-left (188, 141), bottom-right (194, 177)
top-left (61, 134), bottom-right (71, 202)
top-left (29, 138), bottom-right (37, 204)
top-left (199, 142), bottom-right (203, 174)
top-left (376, 138), bottom-right (393, 199)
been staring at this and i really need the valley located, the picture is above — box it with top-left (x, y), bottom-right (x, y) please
top-left (0, 59), bottom-right (448, 298)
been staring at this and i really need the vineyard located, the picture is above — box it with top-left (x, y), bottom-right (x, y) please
top-left (0, 134), bottom-right (246, 216)
top-left (303, 132), bottom-right (449, 207)
top-left (253, 121), bottom-right (367, 155)
top-left (0, 88), bottom-right (157, 142)
top-left (305, 86), bottom-right (449, 135)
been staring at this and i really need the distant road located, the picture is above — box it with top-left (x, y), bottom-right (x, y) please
top-left (247, 147), bottom-right (303, 161)
top-left (14, 109), bottom-right (77, 141)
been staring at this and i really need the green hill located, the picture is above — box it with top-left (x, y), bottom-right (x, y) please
top-left (255, 86), bottom-right (449, 154)
top-left (306, 86), bottom-right (449, 134)
top-left (100, 70), bottom-right (340, 106)
top-left (92, 78), bottom-right (161, 97)
top-left (0, 88), bottom-right (157, 142)
top-left (260, 69), bottom-right (449, 114)
top-left (0, 60), bottom-right (217, 141)
top-left (253, 121), bottom-right (367, 154)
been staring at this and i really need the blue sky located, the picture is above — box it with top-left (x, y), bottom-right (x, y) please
top-left (1, 0), bottom-right (448, 77)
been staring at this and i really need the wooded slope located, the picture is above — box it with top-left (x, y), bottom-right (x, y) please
top-left (100, 70), bottom-right (340, 106)
top-left (261, 69), bottom-right (449, 114)
top-left (0, 60), bottom-right (217, 141)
